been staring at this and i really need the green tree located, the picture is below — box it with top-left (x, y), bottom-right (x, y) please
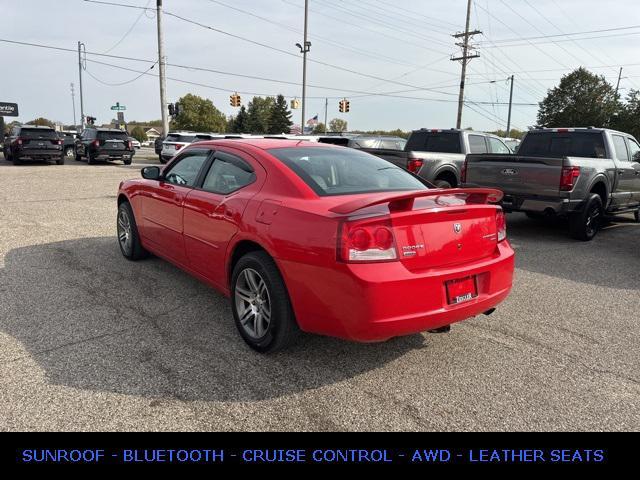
top-left (537, 68), bottom-right (621, 128)
top-left (329, 118), bottom-right (348, 132)
top-left (268, 94), bottom-right (293, 134)
top-left (614, 89), bottom-right (640, 140)
top-left (311, 122), bottom-right (327, 134)
top-left (130, 126), bottom-right (148, 143)
top-left (171, 93), bottom-right (227, 132)
top-left (247, 96), bottom-right (276, 133)
top-left (230, 105), bottom-right (250, 133)
top-left (26, 117), bottom-right (55, 128)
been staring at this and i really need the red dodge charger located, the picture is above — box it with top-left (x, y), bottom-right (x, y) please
top-left (117, 139), bottom-right (514, 352)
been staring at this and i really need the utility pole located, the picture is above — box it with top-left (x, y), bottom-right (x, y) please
top-left (70, 83), bottom-right (77, 131)
top-left (451, 0), bottom-right (481, 129)
top-left (506, 75), bottom-right (514, 138)
top-left (157, 0), bottom-right (169, 138)
top-left (615, 67), bottom-right (623, 96)
top-left (324, 98), bottom-right (328, 134)
top-left (296, 0), bottom-right (311, 133)
top-left (77, 41), bottom-right (86, 129)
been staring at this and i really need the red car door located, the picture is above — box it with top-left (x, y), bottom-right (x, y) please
top-left (140, 149), bottom-right (211, 265)
top-left (183, 149), bottom-right (264, 288)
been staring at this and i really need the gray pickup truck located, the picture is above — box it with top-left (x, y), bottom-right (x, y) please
top-left (463, 127), bottom-right (640, 240)
top-left (370, 129), bottom-right (512, 188)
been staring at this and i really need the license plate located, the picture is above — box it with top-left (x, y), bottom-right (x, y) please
top-left (446, 276), bottom-right (478, 305)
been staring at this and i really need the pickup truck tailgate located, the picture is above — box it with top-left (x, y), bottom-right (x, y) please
top-left (464, 154), bottom-right (564, 196)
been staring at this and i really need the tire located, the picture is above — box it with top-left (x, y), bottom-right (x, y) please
top-left (123, 157), bottom-right (132, 166)
top-left (56, 156), bottom-right (65, 165)
top-left (87, 151), bottom-right (95, 165)
top-left (231, 251), bottom-right (299, 353)
top-left (434, 179), bottom-right (453, 189)
top-left (117, 201), bottom-right (149, 261)
top-left (634, 210), bottom-right (640, 223)
top-left (12, 154), bottom-right (21, 165)
top-left (159, 156), bottom-right (168, 165)
top-left (569, 194), bottom-right (603, 241)
top-left (75, 151), bottom-right (83, 161)
top-left (64, 147), bottom-right (75, 161)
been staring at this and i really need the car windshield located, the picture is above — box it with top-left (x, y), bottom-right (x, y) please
top-left (166, 134), bottom-right (196, 143)
top-left (518, 132), bottom-right (607, 158)
top-left (268, 146), bottom-right (427, 196)
top-left (97, 131), bottom-right (128, 141)
top-left (20, 128), bottom-right (57, 139)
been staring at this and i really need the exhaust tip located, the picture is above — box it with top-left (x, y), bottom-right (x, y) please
top-left (483, 308), bottom-right (496, 316)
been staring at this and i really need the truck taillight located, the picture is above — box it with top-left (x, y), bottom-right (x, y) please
top-left (128, 141), bottom-right (133, 150)
top-left (461, 157), bottom-right (468, 183)
top-left (16, 138), bottom-right (23, 145)
top-left (407, 158), bottom-right (423, 174)
top-left (560, 166), bottom-right (580, 191)
top-left (338, 217), bottom-right (398, 263)
top-left (175, 144), bottom-right (183, 151)
top-left (496, 208), bottom-right (507, 242)
top-left (92, 140), bottom-right (100, 148)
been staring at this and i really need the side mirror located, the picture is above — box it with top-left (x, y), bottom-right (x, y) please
top-left (141, 166), bottom-right (161, 180)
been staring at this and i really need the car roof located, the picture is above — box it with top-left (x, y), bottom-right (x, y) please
top-left (529, 127), bottom-right (628, 134)
top-left (20, 125), bottom-right (54, 129)
top-left (192, 138), bottom-right (337, 151)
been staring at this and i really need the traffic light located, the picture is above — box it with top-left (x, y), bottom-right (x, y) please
top-left (174, 102), bottom-right (181, 116)
top-left (339, 98), bottom-right (350, 113)
top-left (230, 93), bottom-right (241, 107)
top-left (344, 99), bottom-right (350, 113)
top-left (338, 100), bottom-right (344, 113)
top-left (86, 116), bottom-right (96, 125)
top-left (168, 104), bottom-right (175, 116)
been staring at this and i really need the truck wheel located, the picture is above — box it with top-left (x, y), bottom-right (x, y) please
top-left (123, 157), bottom-right (132, 166)
top-left (569, 194), bottom-right (603, 241)
top-left (434, 179), bottom-right (453, 189)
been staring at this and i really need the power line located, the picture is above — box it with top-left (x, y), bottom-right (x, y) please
top-left (85, 61), bottom-right (158, 86)
top-left (478, 24), bottom-right (640, 44)
top-left (101, 0), bottom-right (153, 54)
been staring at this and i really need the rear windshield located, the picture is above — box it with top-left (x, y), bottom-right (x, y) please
top-left (97, 131), bottom-right (128, 141)
top-left (518, 132), bottom-right (606, 158)
top-left (406, 131), bottom-right (461, 153)
top-left (20, 128), bottom-right (57, 139)
top-left (166, 134), bottom-right (197, 143)
top-left (268, 146), bottom-right (427, 196)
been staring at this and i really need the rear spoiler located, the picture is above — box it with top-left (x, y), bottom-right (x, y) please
top-left (329, 188), bottom-right (504, 215)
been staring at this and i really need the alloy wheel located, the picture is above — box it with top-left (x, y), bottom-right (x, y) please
top-left (234, 268), bottom-right (272, 339)
top-left (117, 208), bottom-right (132, 255)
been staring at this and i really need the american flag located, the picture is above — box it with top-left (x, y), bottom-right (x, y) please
top-left (306, 115), bottom-right (319, 126)
top-left (290, 124), bottom-right (302, 135)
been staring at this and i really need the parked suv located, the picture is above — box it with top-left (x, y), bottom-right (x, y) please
top-left (58, 131), bottom-right (77, 161)
top-left (75, 128), bottom-right (134, 165)
top-left (3, 125), bottom-right (64, 165)
top-left (160, 132), bottom-right (218, 163)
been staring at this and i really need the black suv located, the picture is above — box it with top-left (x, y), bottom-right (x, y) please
top-left (58, 131), bottom-right (77, 161)
top-left (75, 127), bottom-right (134, 165)
top-left (3, 125), bottom-right (64, 165)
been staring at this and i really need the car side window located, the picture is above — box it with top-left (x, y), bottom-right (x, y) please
top-left (612, 135), bottom-right (629, 161)
top-left (468, 135), bottom-right (488, 154)
top-left (626, 138), bottom-right (640, 162)
top-left (164, 151), bottom-right (210, 187)
top-left (201, 152), bottom-right (256, 195)
top-left (488, 137), bottom-right (511, 154)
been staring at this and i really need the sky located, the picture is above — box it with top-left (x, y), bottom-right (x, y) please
top-left (2, 0), bottom-right (640, 133)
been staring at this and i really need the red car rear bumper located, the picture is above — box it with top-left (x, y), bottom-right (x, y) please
top-left (279, 241), bottom-right (515, 342)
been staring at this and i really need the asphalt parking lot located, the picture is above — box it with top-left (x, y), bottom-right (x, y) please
top-left (0, 154), bottom-right (638, 431)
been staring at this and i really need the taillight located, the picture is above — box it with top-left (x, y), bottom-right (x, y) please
top-left (559, 166), bottom-right (580, 191)
top-left (16, 138), bottom-right (23, 145)
top-left (338, 217), bottom-right (398, 263)
top-left (461, 157), bottom-right (468, 183)
top-left (407, 158), bottom-right (423, 174)
top-left (128, 141), bottom-right (133, 150)
top-left (496, 208), bottom-right (507, 242)
top-left (92, 139), bottom-right (100, 148)
top-left (175, 144), bottom-right (183, 151)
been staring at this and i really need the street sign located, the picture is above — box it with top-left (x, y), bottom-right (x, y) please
top-left (110, 102), bottom-right (126, 111)
top-left (0, 102), bottom-right (19, 117)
